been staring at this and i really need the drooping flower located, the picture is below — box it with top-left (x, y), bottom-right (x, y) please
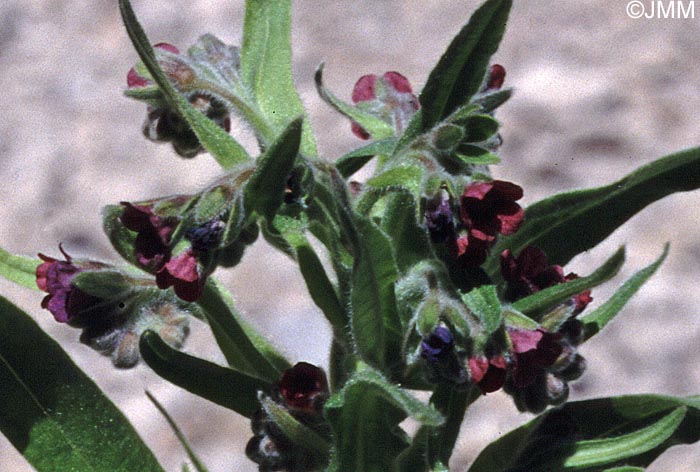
top-left (278, 362), bottom-right (330, 414)
top-left (453, 232), bottom-right (493, 268)
top-left (420, 326), bottom-right (454, 363)
top-left (36, 246), bottom-right (100, 323)
top-left (469, 355), bottom-right (507, 394)
top-left (120, 201), bottom-right (179, 271)
top-left (155, 249), bottom-right (204, 302)
top-left (350, 71), bottom-right (420, 139)
top-left (508, 327), bottom-right (563, 388)
top-left (126, 43), bottom-right (181, 88)
top-left (459, 180), bottom-right (524, 241)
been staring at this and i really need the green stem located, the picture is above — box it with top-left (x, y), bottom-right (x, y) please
top-left (427, 384), bottom-right (481, 467)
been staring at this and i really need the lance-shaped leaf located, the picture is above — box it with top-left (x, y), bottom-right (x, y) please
top-left (119, 0), bottom-right (250, 168)
top-left (314, 63), bottom-right (396, 141)
top-left (336, 137), bottom-right (396, 178)
top-left (244, 117), bottom-right (303, 221)
top-left (581, 244), bottom-right (668, 341)
top-left (511, 246), bottom-right (625, 317)
top-left (241, 0), bottom-right (316, 155)
top-left (0, 246), bottom-right (40, 290)
top-left (140, 331), bottom-right (267, 418)
top-left (461, 284), bottom-right (502, 336)
top-left (350, 216), bottom-right (403, 371)
top-left (196, 279), bottom-right (290, 382)
top-left (0, 296), bottom-right (164, 472)
top-left (381, 191), bottom-right (433, 273)
top-left (485, 147), bottom-right (700, 276)
top-left (325, 363), bottom-right (443, 472)
top-left (297, 244), bottom-right (347, 332)
top-left (468, 394), bottom-right (700, 471)
top-left (417, 0), bottom-right (512, 136)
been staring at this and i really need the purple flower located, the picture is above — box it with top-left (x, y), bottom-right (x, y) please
top-left (420, 326), bottom-right (454, 363)
top-left (36, 246), bottom-right (99, 323)
top-left (350, 71), bottom-right (419, 139)
top-left (278, 362), bottom-right (329, 413)
top-left (155, 249), bottom-right (204, 302)
top-left (460, 180), bottom-right (524, 241)
top-left (120, 201), bottom-right (178, 271)
top-left (425, 194), bottom-right (455, 243)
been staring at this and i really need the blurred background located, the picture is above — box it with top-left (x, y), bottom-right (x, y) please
top-left (1, 1), bottom-right (699, 470)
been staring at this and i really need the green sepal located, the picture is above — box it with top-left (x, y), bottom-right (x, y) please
top-left (472, 87), bottom-right (512, 113)
top-left (102, 204), bottom-right (143, 270)
top-left (502, 307), bottom-right (540, 331)
top-left (452, 114), bottom-right (499, 143)
top-left (315, 63), bottom-right (395, 141)
top-left (336, 137), bottom-right (396, 178)
top-left (350, 216), bottom-right (403, 372)
top-left (581, 244), bottom-right (669, 341)
top-left (461, 284), bottom-right (502, 336)
top-left (260, 396), bottom-right (330, 462)
top-left (241, 0), bottom-right (316, 155)
top-left (145, 391), bottom-right (210, 472)
top-left (244, 117), bottom-right (303, 221)
top-left (485, 146), bottom-right (700, 276)
top-left (415, 0), bottom-right (512, 137)
top-left (366, 165), bottom-right (424, 198)
top-left (119, 0), bottom-right (251, 168)
top-left (511, 246), bottom-right (625, 318)
top-left (0, 296), bottom-right (164, 472)
top-left (71, 270), bottom-right (136, 301)
top-left (196, 279), bottom-right (290, 382)
top-left (455, 144), bottom-right (501, 165)
top-left (0, 246), bottom-right (40, 290)
top-left (140, 331), bottom-right (266, 418)
top-left (468, 394), bottom-right (700, 471)
top-left (325, 363), bottom-right (443, 472)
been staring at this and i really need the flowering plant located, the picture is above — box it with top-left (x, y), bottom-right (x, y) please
top-left (1, 0), bottom-right (699, 471)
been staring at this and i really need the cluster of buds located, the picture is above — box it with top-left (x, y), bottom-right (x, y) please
top-left (36, 245), bottom-right (190, 367)
top-left (246, 362), bottom-right (330, 471)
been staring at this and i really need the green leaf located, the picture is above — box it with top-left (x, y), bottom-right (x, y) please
top-left (455, 145), bottom-right (501, 165)
top-left (145, 391), bottom-right (210, 472)
top-left (139, 331), bottom-right (267, 418)
top-left (602, 467), bottom-right (645, 472)
top-left (325, 363), bottom-right (443, 472)
top-left (244, 117), bottom-right (303, 221)
top-left (71, 270), bottom-right (135, 300)
top-left (486, 147), bottom-right (700, 275)
top-left (366, 165), bottom-right (424, 197)
top-left (336, 138), bottom-right (396, 178)
top-left (461, 285), bottom-right (502, 335)
top-left (472, 87), bottom-right (512, 113)
top-left (260, 397), bottom-right (330, 459)
top-left (468, 394), bottom-right (700, 472)
top-left (241, 0), bottom-right (316, 155)
top-left (418, 0), bottom-right (512, 134)
top-left (350, 216), bottom-right (403, 371)
top-left (0, 295), bottom-right (164, 472)
top-left (457, 114), bottom-right (500, 143)
top-left (119, 0), bottom-right (251, 168)
top-left (315, 63), bottom-right (396, 141)
top-left (196, 279), bottom-right (290, 382)
top-left (381, 191), bottom-right (433, 273)
top-left (0, 246), bottom-right (40, 290)
top-left (581, 244), bottom-right (668, 341)
top-left (511, 246), bottom-right (625, 318)
top-left (297, 244), bottom-right (347, 332)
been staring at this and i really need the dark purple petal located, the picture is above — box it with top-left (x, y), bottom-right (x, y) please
top-left (420, 326), bottom-right (454, 363)
top-left (279, 362), bottom-right (329, 413)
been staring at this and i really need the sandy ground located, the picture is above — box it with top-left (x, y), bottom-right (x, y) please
top-left (1, 1), bottom-right (699, 471)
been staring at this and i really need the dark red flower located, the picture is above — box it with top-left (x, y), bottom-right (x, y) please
top-left (469, 355), bottom-right (507, 394)
top-left (501, 246), bottom-right (565, 301)
top-left (350, 71), bottom-right (419, 139)
top-left (460, 180), bottom-right (524, 241)
top-left (120, 202), bottom-right (178, 271)
top-left (36, 247), bottom-right (99, 323)
top-left (564, 273), bottom-right (593, 314)
top-left (155, 249), bottom-right (204, 302)
top-left (278, 362), bottom-right (329, 413)
top-left (453, 232), bottom-right (492, 268)
top-left (126, 43), bottom-right (180, 88)
top-left (508, 328), bottom-right (563, 388)
top-left (486, 64), bottom-right (506, 90)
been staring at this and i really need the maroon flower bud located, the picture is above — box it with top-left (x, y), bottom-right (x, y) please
top-left (120, 201), bottom-right (178, 271)
top-left (350, 71), bottom-right (420, 139)
top-left (185, 218), bottom-right (226, 253)
top-left (126, 43), bottom-right (181, 89)
top-left (278, 362), bottom-right (329, 414)
top-left (460, 180), bottom-right (524, 241)
top-left (486, 64), bottom-right (506, 90)
top-left (501, 246), bottom-right (565, 301)
top-left (469, 355), bottom-right (507, 394)
top-left (564, 273), bottom-right (593, 314)
top-left (155, 249), bottom-right (204, 302)
top-left (36, 246), bottom-right (101, 323)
